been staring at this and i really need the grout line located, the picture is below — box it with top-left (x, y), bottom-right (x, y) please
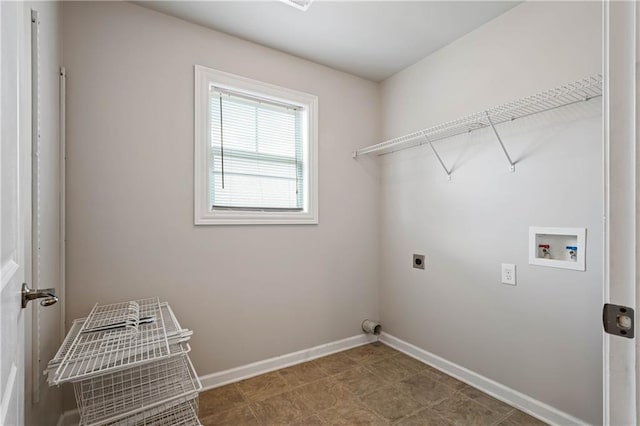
top-left (389, 403), bottom-right (450, 426)
top-left (300, 374), bottom-right (389, 425)
top-left (492, 408), bottom-right (517, 426)
top-left (450, 383), bottom-right (519, 424)
top-left (350, 393), bottom-right (392, 425)
top-left (244, 402), bottom-right (261, 425)
top-left (233, 382), bottom-right (251, 405)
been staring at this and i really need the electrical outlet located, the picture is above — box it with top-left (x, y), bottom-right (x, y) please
top-left (501, 263), bottom-right (516, 285)
top-left (413, 254), bottom-right (425, 270)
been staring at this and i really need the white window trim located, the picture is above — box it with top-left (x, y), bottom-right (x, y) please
top-left (194, 65), bottom-right (318, 225)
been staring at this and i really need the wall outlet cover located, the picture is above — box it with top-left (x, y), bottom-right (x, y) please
top-left (501, 263), bottom-right (516, 285)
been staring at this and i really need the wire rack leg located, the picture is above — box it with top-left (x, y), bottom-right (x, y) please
top-left (485, 111), bottom-right (516, 172)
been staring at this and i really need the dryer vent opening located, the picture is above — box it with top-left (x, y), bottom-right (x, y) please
top-left (362, 319), bottom-right (381, 335)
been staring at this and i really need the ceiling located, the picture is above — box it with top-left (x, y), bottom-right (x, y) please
top-left (137, 1), bottom-right (520, 82)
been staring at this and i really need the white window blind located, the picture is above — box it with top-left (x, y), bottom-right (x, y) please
top-left (209, 87), bottom-right (304, 211)
top-left (195, 65), bottom-right (318, 225)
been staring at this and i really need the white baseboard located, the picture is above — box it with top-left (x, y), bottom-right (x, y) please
top-left (57, 409), bottom-right (80, 426)
top-left (379, 332), bottom-right (588, 426)
top-left (199, 333), bottom-right (378, 391)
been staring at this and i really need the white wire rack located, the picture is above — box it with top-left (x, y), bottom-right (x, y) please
top-left (74, 354), bottom-right (201, 426)
top-left (47, 302), bottom-right (192, 385)
top-left (49, 298), bottom-right (193, 384)
top-left (51, 298), bottom-right (168, 384)
top-left (48, 299), bottom-right (201, 426)
top-left (103, 399), bottom-right (201, 426)
top-left (352, 75), bottom-right (602, 177)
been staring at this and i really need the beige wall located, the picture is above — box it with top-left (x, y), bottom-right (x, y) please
top-left (61, 0), bottom-right (380, 389)
top-left (379, 2), bottom-right (602, 424)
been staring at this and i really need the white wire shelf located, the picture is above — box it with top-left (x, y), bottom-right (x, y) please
top-left (352, 75), bottom-right (602, 175)
top-left (47, 302), bottom-right (193, 385)
top-left (49, 298), bottom-right (192, 385)
top-left (74, 354), bottom-right (202, 426)
top-left (103, 399), bottom-right (201, 426)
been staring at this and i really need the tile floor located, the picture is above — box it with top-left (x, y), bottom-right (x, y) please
top-left (198, 342), bottom-right (548, 425)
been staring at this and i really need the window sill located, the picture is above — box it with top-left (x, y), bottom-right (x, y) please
top-left (195, 210), bottom-right (318, 225)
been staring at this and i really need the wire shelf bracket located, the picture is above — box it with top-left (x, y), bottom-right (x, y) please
top-left (352, 74), bottom-right (602, 177)
top-left (485, 111), bottom-right (515, 172)
top-left (423, 133), bottom-right (452, 180)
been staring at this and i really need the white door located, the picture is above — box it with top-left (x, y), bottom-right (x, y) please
top-left (0, 1), bottom-right (28, 425)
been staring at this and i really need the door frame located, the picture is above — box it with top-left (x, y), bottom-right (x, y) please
top-left (603, 1), bottom-right (637, 425)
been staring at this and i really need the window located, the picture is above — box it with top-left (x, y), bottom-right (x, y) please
top-left (194, 65), bottom-right (318, 225)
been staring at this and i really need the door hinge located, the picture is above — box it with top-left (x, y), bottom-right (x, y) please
top-left (603, 304), bottom-right (634, 338)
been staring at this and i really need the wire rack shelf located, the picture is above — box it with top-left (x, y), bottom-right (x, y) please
top-left (352, 74), bottom-right (602, 175)
top-left (49, 298), bottom-right (194, 385)
top-left (103, 399), bottom-right (201, 426)
top-left (74, 354), bottom-right (202, 426)
top-left (47, 302), bottom-right (192, 385)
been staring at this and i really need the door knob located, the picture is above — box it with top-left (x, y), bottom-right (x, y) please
top-left (21, 283), bottom-right (58, 308)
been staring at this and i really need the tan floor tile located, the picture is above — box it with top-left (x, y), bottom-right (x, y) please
top-left (392, 353), bottom-right (428, 372)
top-left (431, 392), bottom-right (505, 426)
top-left (368, 356), bottom-right (422, 383)
top-left (433, 374), bottom-right (469, 392)
top-left (198, 384), bottom-right (247, 418)
top-left (498, 410), bottom-right (548, 426)
top-left (394, 407), bottom-right (454, 426)
top-left (314, 352), bottom-right (359, 375)
top-left (200, 405), bottom-right (259, 426)
top-left (279, 361), bottom-right (328, 387)
top-left (250, 390), bottom-right (314, 424)
top-left (318, 399), bottom-right (388, 425)
top-left (295, 377), bottom-right (356, 412)
top-left (458, 386), bottom-right (515, 418)
top-left (395, 373), bottom-right (456, 407)
top-left (289, 414), bottom-right (327, 425)
top-left (333, 365), bottom-right (389, 397)
top-left (359, 385), bottom-right (422, 422)
top-left (421, 365), bottom-right (469, 391)
top-left (237, 371), bottom-right (290, 401)
top-left (343, 343), bottom-right (399, 364)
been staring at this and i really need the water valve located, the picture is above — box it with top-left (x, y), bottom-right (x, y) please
top-left (538, 244), bottom-right (551, 259)
top-left (566, 246), bottom-right (577, 261)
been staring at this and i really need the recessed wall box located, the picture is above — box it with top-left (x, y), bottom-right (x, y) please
top-left (529, 227), bottom-right (586, 271)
